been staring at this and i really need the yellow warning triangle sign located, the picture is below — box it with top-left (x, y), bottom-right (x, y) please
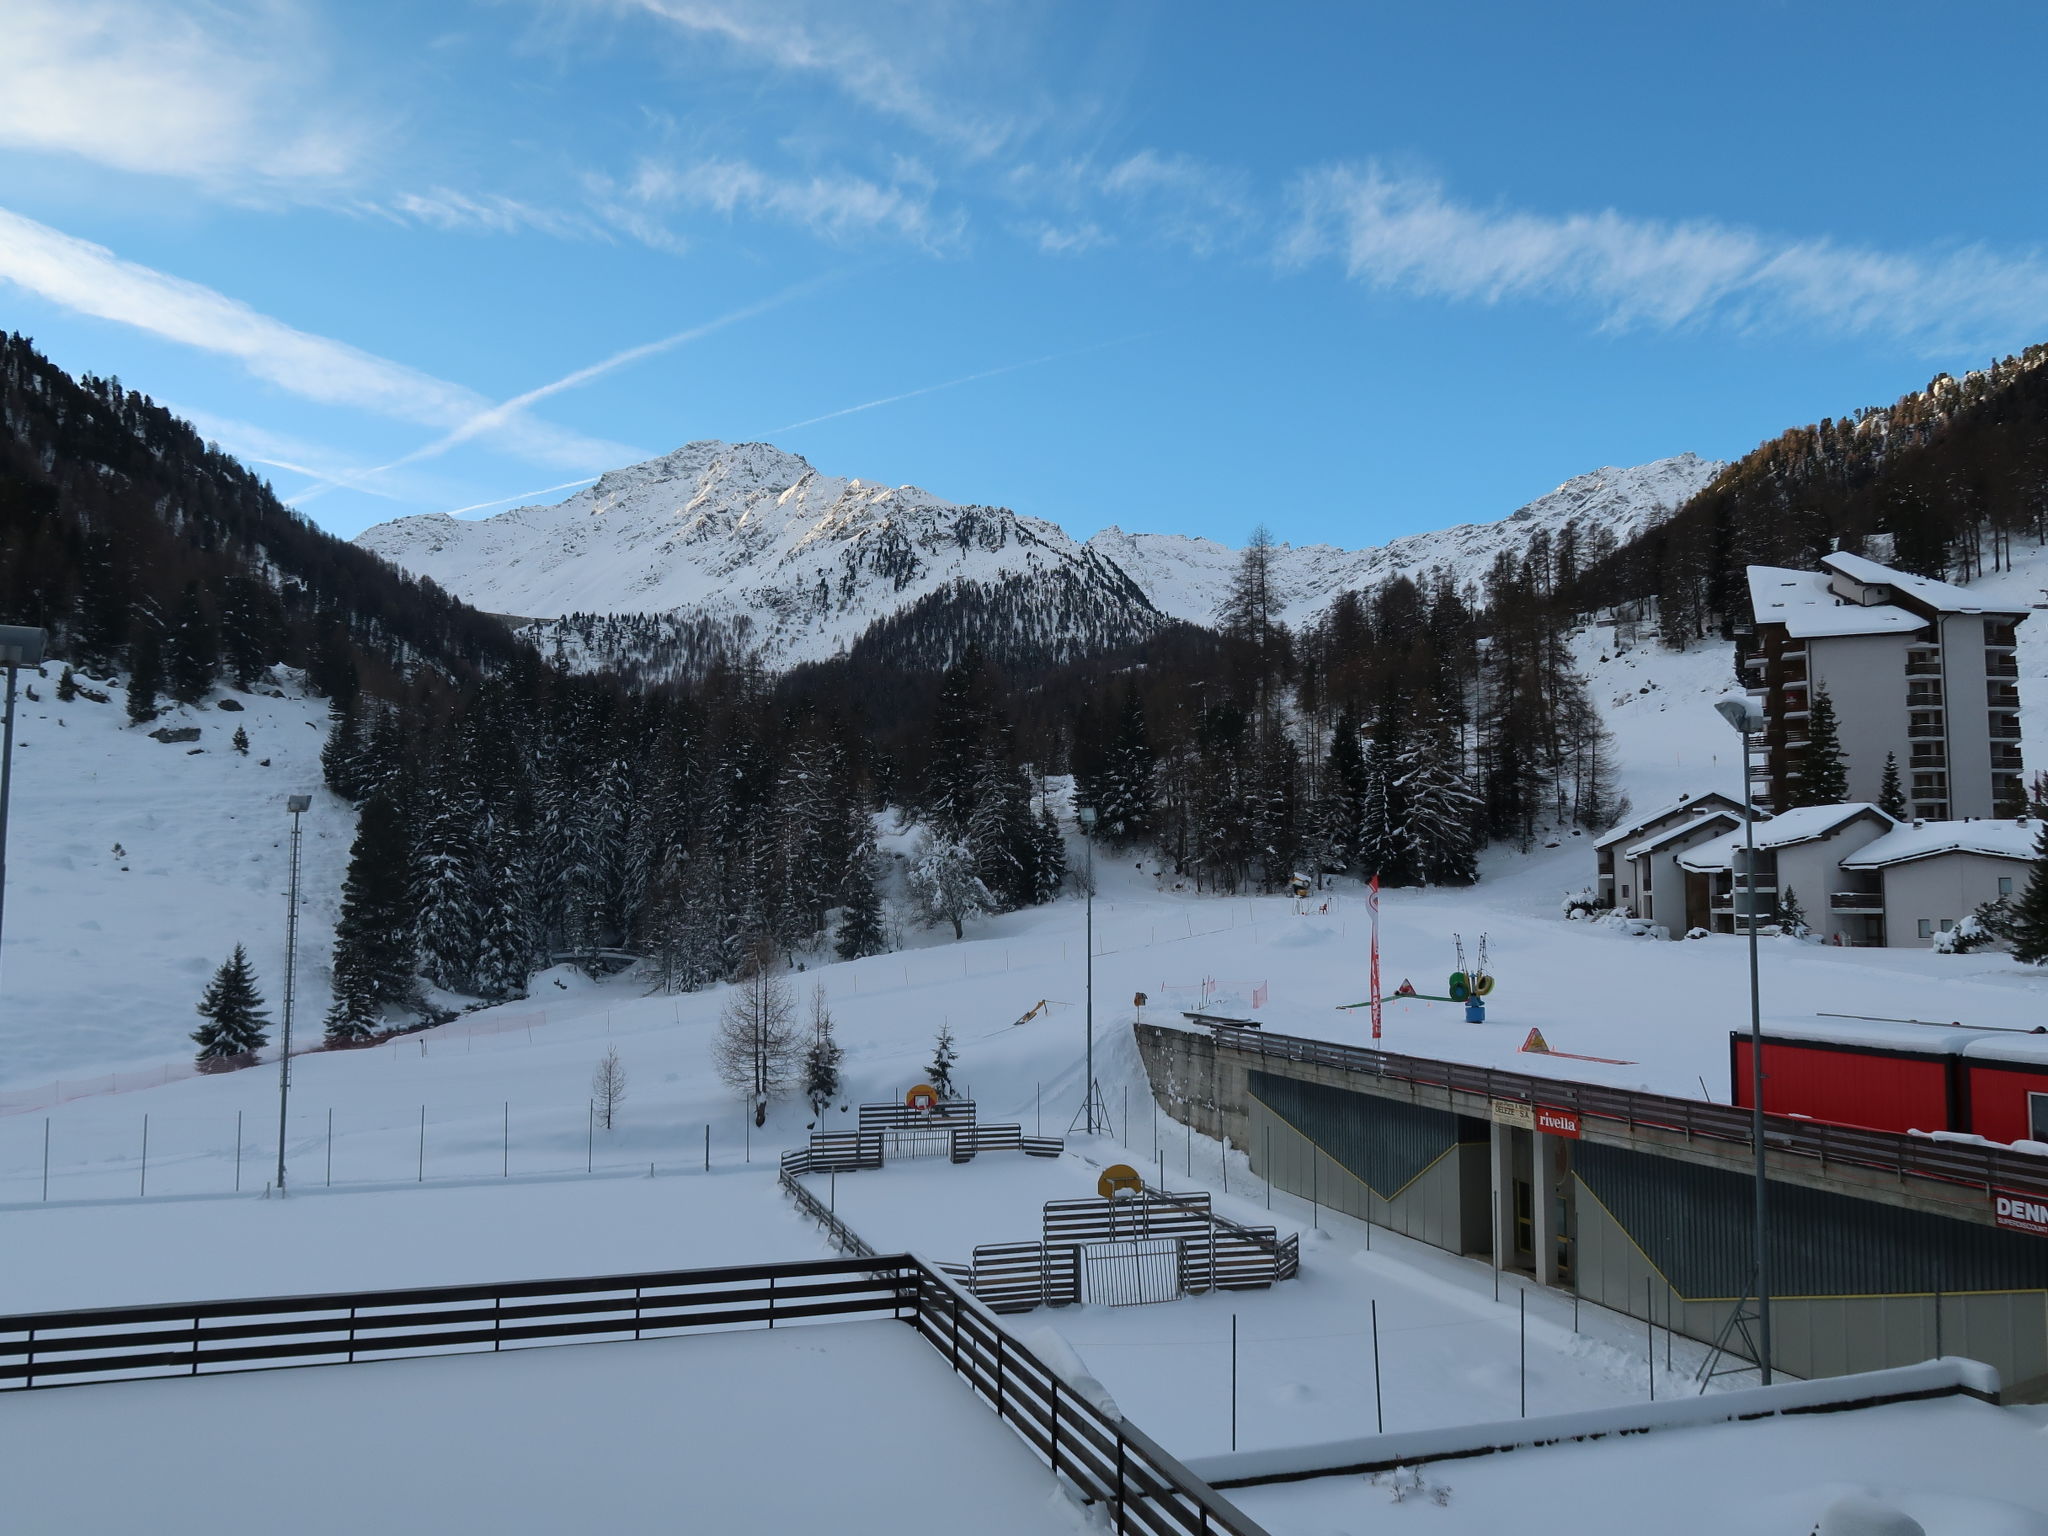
top-left (1521, 1028), bottom-right (1550, 1054)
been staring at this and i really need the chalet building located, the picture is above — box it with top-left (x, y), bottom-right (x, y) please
top-left (1839, 817), bottom-right (2040, 947)
top-left (1744, 552), bottom-right (2027, 821)
top-left (1677, 803), bottom-right (1897, 944)
top-left (1591, 792), bottom-right (1744, 920)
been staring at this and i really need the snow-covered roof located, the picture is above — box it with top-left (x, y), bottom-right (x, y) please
top-left (1677, 803), bottom-right (1894, 872)
top-left (1841, 818), bottom-right (2041, 869)
top-left (1745, 566), bottom-right (1926, 639)
top-left (1593, 791), bottom-right (1741, 850)
top-left (1622, 810), bottom-right (1744, 860)
top-left (1744, 1016), bottom-right (1989, 1056)
top-left (1820, 551), bottom-right (2030, 617)
top-left (1960, 1032), bottom-right (2048, 1067)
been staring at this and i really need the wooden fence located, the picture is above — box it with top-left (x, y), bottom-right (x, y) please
top-left (1199, 1019), bottom-right (2048, 1204)
top-left (858, 1100), bottom-right (977, 1132)
top-left (0, 1255), bottom-right (1272, 1536)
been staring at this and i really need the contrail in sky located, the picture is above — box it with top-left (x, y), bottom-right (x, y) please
top-left (443, 477), bottom-right (600, 517)
top-left (764, 332), bottom-right (1156, 436)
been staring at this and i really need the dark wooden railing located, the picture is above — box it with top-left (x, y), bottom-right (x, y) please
top-left (0, 1255), bottom-right (1272, 1536)
top-left (1199, 1019), bottom-right (2048, 1203)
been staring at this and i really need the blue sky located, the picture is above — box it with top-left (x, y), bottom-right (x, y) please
top-left (4, 2), bottom-right (2047, 547)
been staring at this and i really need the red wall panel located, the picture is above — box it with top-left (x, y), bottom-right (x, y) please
top-left (1733, 1037), bottom-right (1956, 1134)
top-left (1962, 1064), bottom-right (2048, 1145)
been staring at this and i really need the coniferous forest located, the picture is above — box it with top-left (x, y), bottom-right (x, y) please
top-left (6, 330), bottom-right (2046, 1032)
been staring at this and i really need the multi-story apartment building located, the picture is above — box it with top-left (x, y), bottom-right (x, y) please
top-left (1744, 552), bottom-right (2028, 821)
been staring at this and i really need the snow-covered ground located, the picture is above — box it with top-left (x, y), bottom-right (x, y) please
top-left (4, 1321), bottom-right (1092, 1536)
top-left (1231, 1394), bottom-right (2048, 1536)
top-left (0, 670), bottom-right (347, 1090)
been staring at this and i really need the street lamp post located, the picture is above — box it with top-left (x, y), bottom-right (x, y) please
top-left (1078, 805), bottom-right (1097, 1134)
top-left (1714, 697), bottom-right (1773, 1384)
top-left (0, 626), bottom-right (48, 1003)
top-left (276, 794), bottom-right (312, 1192)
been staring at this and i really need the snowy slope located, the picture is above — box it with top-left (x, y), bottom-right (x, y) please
top-left (0, 668), bottom-right (350, 1090)
top-left (355, 444), bottom-right (1723, 668)
top-left (1091, 453), bottom-right (1725, 628)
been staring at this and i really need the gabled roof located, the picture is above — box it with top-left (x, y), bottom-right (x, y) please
top-left (1841, 818), bottom-right (2041, 870)
top-left (1623, 810), bottom-right (1745, 860)
top-left (1820, 551), bottom-right (2029, 618)
top-left (1746, 566), bottom-right (1926, 639)
top-left (1677, 803), bottom-right (1895, 873)
top-left (1593, 791), bottom-right (1743, 851)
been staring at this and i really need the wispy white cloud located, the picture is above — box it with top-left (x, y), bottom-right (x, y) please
top-left (624, 156), bottom-right (965, 249)
top-left (1023, 221), bottom-right (1112, 256)
top-left (0, 205), bottom-right (637, 471)
top-left (1282, 163), bottom-right (2048, 351)
top-left (389, 189), bottom-right (605, 241)
top-left (0, 0), bottom-right (370, 189)
top-left (601, 0), bottom-right (1020, 157)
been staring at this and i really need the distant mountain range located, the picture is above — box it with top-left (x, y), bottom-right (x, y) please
top-left (354, 441), bottom-right (1723, 673)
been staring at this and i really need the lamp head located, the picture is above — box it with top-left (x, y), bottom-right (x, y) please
top-left (286, 795), bottom-right (312, 814)
top-left (1077, 807), bottom-right (1097, 830)
top-left (0, 625), bottom-right (46, 667)
top-left (1713, 698), bottom-right (1759, 733)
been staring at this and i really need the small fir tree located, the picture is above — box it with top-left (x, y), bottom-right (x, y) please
top-left (1797, 685), bottom-right (1850, 806)
top-left (801, 985), bottom-right (844, 1118)
top-left (124, 629), bottom-right (162, 725)
top-left (231, 726), bottom-right (250, 756)
top-left (834, 815), bottom-right (889, 959)
top-left (192, 945), bottom-right (270, 1070)
top-left (1775, 885), bottom-right (1808, 937)
top-left (2009, 821), bottom-right (2048, 966)
top-left (56, 666), bottom-right (78, 703)
top-left (1877, 752), bottom-right (1907, 820)
top-left (928, 1021), bottom-right (959, 1100)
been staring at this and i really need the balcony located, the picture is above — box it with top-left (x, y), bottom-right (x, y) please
top-left (1987, 656), bottom-right (2020, 678)
top-left (1906, 691), bottom-right (1945, 709)
top-left (1908, 723), bottom-right (1946, 739)
top-left (1829, 891), bottom-right (1886, 914)
top-left (1992, 721), bottom-right (2023, 741)
top-left (1988, 686), bottom-right (2021, 710)
top-left (1904, 660), bottom-right (1943, 677)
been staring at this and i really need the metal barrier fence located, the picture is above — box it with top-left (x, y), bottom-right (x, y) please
top-left (0, 1254), bottom-right (1273, 1536)
top-left (1197, 1019), bottom-right (2048, 1204)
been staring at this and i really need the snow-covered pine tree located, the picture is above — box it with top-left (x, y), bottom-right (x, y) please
top-left (231, 726), bottom-right (249, 755)
top-left (1398, 706), bottom-right (1481, 886)
top-left (1250, 727), bottom-right (1303, 892)
top-left (413, 767), bottom-right (483, 994)
top-left (965, 741), bottom-right (1036, 910)
top-left (192, 945), bottom-right (270, 1070)
top-left (925, 647), bottom-right (996, 836)
top-left (928, 1021), bottom-right (960, 1099)
top-left (1097, 690), bottom-right (1157, 845)
top-left (324, 792), bottom-right (419, 1044)
top-left (1797, 685), bottom-right (1850, 806)
top-left (320, 697), bottom-right (374, 801)
top-left (472, 815), bottom-right (535, 1000)
top-left (801, 985), bottom-right (843, 1118)
top-left (835, 806), bottom-right (890, 960)
top-left (2009, 820), bottom-right (2048, 966)
top-left (906, 831), bottom-right (995, 940)
top-left (1025, 802), bottom-right (1068, 904)
top-left (1313, 711), bottom-right (1368, 877)
top-left (56, 666), bottom-right (78, 702)
top-left (162, 581), bottom-right (217, 705)
top-left (1356, 731), bottom-right (1414, 886)
top-left (1776, 885), bottom-right (1808, 937)
top-left (1878, 752), bottom-right (1907, 819)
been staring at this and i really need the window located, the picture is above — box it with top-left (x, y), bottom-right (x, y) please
top-left (1917, 919), bottom-right (1933, 940)
top-left (1939, 918), bottom-right (1955, 933)
top-left (2032, 1094), bottom-right (2048, 1144)
top-left (1999, 877), bottom-right (2014, 898)
top-left (1621, 884), bottom-right (1631, 899)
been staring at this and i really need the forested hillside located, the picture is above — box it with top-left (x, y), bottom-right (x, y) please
top-left (7, 329), bottom-right (2043, 1045)
top-left (1575, 345), bottom-right (2048, 641)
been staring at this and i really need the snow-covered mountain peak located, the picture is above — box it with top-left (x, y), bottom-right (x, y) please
top-left (354, 443), bottom-right (1723, 669)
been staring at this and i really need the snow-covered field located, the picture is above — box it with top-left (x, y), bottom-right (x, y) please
top-left (3, 1321), bottom-right (1092, 1536)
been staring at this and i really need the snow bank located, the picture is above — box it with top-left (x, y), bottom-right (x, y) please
top-left (1024, 1324), bottom-right (1123, 1420)
top-left (1184, 1358), bottom-right (2001, 1487)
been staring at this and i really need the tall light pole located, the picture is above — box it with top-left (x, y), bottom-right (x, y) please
top-left (276, 794), bottom-right (311, 1193)
top-left (1714, 697), bottom-right (1773, 1383)
top-left (0, 626), bottom-right (47, 1004)
top-left (1078, 805), bottom-right (1098, 1134)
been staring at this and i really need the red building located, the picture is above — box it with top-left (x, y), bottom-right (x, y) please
top-left (1731, 1018), bottom-right (2048, 1146)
